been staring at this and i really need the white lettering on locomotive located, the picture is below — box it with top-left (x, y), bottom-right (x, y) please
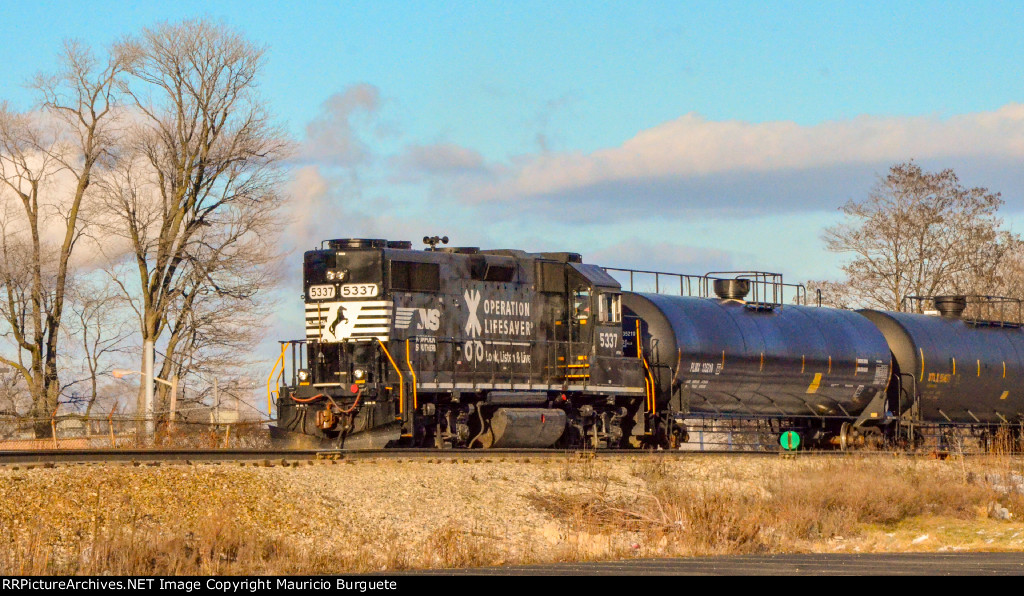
top-left (415, 336), bottom-right (437, 352)
top-left (599, 332), bottom-right (618, 349)
top-left (462, 290), bottom-right (533, 364)
top-left (482, 318), bottom-right (534, 336)
top-left (418, 308), bottom-right (440, 331)
top-left (482, 299), bottom-right (530, 317)
top-left (394, 307), bottom-right (440, 331)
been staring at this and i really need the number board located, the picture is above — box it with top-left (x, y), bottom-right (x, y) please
top-left (339, 283), bottom-right (379, 298)
top-left (308, 284), bottom-right (336, 299)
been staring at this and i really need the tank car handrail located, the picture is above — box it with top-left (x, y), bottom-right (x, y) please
top-left (603, 266), bottom-right (807, 306)
top-left (902, 294), bottom-right (1023, 324)
top-left (603, 267), bottom-right (703, 296)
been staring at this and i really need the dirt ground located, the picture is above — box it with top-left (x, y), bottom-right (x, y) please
top-left (1, 454), bottom-right (1023, 574)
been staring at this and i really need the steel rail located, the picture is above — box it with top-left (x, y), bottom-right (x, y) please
top-left (0, 447), bottom-right (996, 466)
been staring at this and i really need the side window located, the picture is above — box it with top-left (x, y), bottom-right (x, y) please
top-left (573, 289), bottom-right (591, 321)
top-left (598, 293), bottom-right (622, 323)
top-left (484, 264), bottom-right (516, 282)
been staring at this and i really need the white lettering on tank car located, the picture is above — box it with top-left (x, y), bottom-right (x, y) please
top-left (872, 361), bottom-right (889, 386)
top-left (688, 361), bottom-right (723, 375)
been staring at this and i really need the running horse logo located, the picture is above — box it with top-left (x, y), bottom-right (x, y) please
top-left (328, 304), bottom-right (349, 338)
top-left (325, 303), bottom-right (361, 341)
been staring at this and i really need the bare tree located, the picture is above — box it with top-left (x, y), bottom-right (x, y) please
top-left (0, 42), bottom-right (129, 436)
top-left (822, 161), bottom-right (1013, 312)
top-left (800, 279), bottom-right (857, 309)
top-left (991, 237), bottom-right (1024, 299)
top-left (148, 199), bottom-right (282, 417)
top-left (59, 280), bottom-right (133, 417)
top-left (103, 19), bottom-right (289, 412)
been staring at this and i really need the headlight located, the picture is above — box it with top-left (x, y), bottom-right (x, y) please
top-left (326, 271), bottom-right (335, 281)
top-left (297, 369), bottom-right (311, 383)
top-left (353, 369), bottom-right (364, 380)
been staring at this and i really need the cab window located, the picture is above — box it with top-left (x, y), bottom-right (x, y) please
top-left (573, 289), bottom-right (591, 321)
top-left (598, 293), bottom-right (622, 323)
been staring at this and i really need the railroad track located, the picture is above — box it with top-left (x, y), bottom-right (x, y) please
top-left (0, 447), bottom-right (982, 466)
top-left (0, 448), bottom-right (761, 466)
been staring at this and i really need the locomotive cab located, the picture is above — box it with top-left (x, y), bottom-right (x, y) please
top-left (558, 264), bottom-right (635, 388)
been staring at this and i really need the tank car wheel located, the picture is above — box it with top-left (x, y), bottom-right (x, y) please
top-left (892, 425), bottom-right (923, 451)
top-left (839, 422), bottom-right (852, 451)
top-left (670, 421), bottom-right (689, 449)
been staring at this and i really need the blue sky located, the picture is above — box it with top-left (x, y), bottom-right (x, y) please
top-left (4, 0), bottom-right (1024, 332)
top-left (5, 1), bottom-right (1024, 147)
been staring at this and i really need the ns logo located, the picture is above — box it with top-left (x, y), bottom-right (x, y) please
top-left (395, 307), bottom-right (440, 331)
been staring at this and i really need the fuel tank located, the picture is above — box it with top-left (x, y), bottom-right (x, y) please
top-left (623, 293), bottom-right (892, 418)
top-left (479, 408), bottom-right (566, 448)
top-left (858, 310), bottom-right (1024, 424)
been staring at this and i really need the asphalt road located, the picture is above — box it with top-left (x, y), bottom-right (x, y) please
top-left (415, 553), bottom-right (1024, 575)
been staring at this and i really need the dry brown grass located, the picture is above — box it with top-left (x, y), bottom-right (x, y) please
top-left (0, 507), bottom-right (465, 575)
top-left (148, 423), bottom-right (271, 449)
top-left (2, 453), bottom-right (1024, 574)
top-left (529, 454), bottom-right (1024, 556)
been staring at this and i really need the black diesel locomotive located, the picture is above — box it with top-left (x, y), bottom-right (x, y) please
top-left (271, 238), bottom-right (1024, 450)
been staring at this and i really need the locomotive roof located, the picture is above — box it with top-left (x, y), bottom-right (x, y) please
top-left (571, 263), bottom-right (621, 289)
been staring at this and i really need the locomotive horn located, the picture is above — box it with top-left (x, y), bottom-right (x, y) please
top-left (423, 235), bottom-right (450, 249)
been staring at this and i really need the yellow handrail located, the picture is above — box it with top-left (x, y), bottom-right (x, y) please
top-left (636, 320), bottom-right (654, 413)
top-left (377, 339), bottom-right (405, 415)
top-left (405, 339), bottom-right (418, 410)
top-left (641, 355), bottom-right (656, 413)
top-left (266, 344), bottom-right (288, 416)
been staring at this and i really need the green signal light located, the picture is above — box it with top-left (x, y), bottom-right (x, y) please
top-left (780, 430), bottom-right (801, 451)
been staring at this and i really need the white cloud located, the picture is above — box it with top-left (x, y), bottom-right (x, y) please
top-left (298, 84), bottom-right (382, 166)
top-left (458, 104), bottom-right (1024, 215)
top-left (389, 143), bottom-right (488, 182)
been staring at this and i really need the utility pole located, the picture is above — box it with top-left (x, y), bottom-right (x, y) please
top-left (169, 376), bottom-right (179, 432)
top-left (114, 356), bottom-right (176, 441)
top-left (213, 377), bottom-right (219, 425)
